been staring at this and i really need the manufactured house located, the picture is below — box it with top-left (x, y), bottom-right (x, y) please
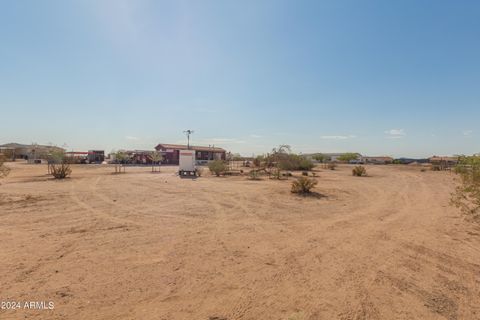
top-left (155, 143), bottom-right (226, 165)
top-left (88, 150), bottom-right (105, 163)
top-left (362, 156), bottom-right (394, 165)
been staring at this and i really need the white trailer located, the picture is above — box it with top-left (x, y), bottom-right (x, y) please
top-left (179, 150), bottom-right (196, 177)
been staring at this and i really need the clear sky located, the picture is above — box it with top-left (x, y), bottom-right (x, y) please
top-left (1, 0), bottom-right (479, 157)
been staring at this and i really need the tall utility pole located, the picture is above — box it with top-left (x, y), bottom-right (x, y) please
top-left (183, 130), bottom-right (194, 149)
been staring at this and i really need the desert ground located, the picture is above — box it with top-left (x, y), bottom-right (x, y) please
top-left (0, 162), bottom-right (479, 320)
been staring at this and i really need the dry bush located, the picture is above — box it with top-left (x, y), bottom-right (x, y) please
top-left (291, 176), bottom-right (318, 194)
top-left (196, 167), bottom-right (204, 177)
top-left (50, 163), bottom-right (72, 179)
top-left (451, 155), bottom-right (480, 218)
top-left (327, 162), bottom-right (337, 170)
top-left (46, 150), bottom-right (72, 179)
top-left (352, 166), bottom-right (367, 177)
top-left (208, 160), bottom-right (228, 177)
top-left (0, 155), bottom-right (11, 179)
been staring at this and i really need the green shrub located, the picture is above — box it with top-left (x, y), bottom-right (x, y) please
top-left (276, 154), bottom-right (314, 171)
top-left (208, 160), bottom-right (228, 177)
top-left (298, 157), bottom-right (315, 170)
top-left (291, 176), bottom-right (318, 194)
top-left (352, 166), bottom-right (367, 177)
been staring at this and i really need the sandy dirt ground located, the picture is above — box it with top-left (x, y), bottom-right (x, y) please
top-left (0, 162), bottom-right (479, 320)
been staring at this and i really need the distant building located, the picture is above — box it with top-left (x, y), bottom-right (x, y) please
top-left (88, 150), bottom-right (105, 163)
top-left (0, 143), bottom-right (64, 161)
top-left (429, 156), bottom-right (459, 170)
top-left (155, 143), bottom-right (226, 165)
top-left (362, 156), bottom-right (394, 165)
top-left (394, 158), bottom-right (429, 165)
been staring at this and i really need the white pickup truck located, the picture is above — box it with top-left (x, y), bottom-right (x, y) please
top-left (179, 150), bottom-right (197, 177)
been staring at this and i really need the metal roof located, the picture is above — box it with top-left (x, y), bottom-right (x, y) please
top-left (155, 143), bottom-right (226, 152)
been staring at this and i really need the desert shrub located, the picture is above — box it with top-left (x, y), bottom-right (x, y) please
top-left (327, 162), bottom-right (337, 170)
top-left (302, 171), bottom-right (309, 176)
top-left (274, 154), bottom-right (314, 171)
top-left (352, 166), bottom-right (367, 177)
top-left (196, 167), bottom-right (204, 177)
top-left (270, 168), bottom-right (282, 180)
top-left (249, 170), bottom-right (261, 180)
top-left (298, 157), bottom-right (315, 170)
top-left (0, 155), bottom-right (10, 178)
top-left (208, 160), bottom-right (228, 176)
top-left (50, 163), bottom-right (72, 179)
top-left (46, 150), bottom-right (72, 179)
top-left (451, 155), bottom-right (480, 218)
top-left (291, 176), bottom-right (318, 194)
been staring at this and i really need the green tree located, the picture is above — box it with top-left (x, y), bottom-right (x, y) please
top-left (338, 153), bottom-right (360, 163)
top-left (312, 153), bottom-right (327, 163)
top-left (114, 151), bottom-right (128, 173)
top-left (150, 151), bottom-right (163, 172)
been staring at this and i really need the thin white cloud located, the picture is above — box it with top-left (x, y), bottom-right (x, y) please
top-left (385, 129), bottom-right (406, 139)
top-left (249, 134), bottom-right (262, 138)
top-left (125, 136), bottom-right (140, 141)
top-left (462, 130), bottom-right (473, 137)
top-left (385, 129), bottom-right (406, 136)
top-left (200, 138), bottom-right (246, 145)
top-left (321, 135), bottom-right (357, 140)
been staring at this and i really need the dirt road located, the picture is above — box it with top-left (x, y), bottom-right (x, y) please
top-left (0, 163), bottom-right (479, 319)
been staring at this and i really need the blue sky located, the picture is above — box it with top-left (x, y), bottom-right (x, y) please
top-left (1, 0), bottom-right (479, 157)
